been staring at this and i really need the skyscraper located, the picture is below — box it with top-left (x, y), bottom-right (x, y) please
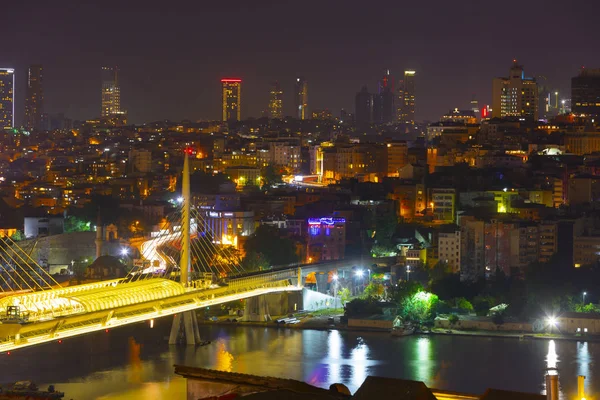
top-left (0, 68), bottom-right (14, 130)
top-left (101, 66), bottom-right (121, 117)
top-left (397, 70), bottom-right (416, 125)
top-left (355, 86), bottom-right (373, 126)
top-left (24, 65), bottom-right (44, 131)
top-left (572, 68), bottom-right (600, 117)
top-left (373, 70), bottom-right (395, 124)
top-left (294, 77), bottom-right (308, 120)
top-left (268, 82), bottom-right (283, 119)
top-left (492, 61), bottom-right (538, 120)
top-left (221, 78), bottom-right (242, 122)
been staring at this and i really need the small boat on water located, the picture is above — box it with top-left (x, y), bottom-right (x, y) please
top-left (0, 381), bottom-right (64, 399)
top-left (390, 316), bottom-right (415, 337)
top-left (391, 324), bottom-right (415, 336)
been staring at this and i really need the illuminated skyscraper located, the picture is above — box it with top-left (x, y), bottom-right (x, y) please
top-left (355, 86), bottom-right (373, 126)
top-left (572, 68), bottom-right (600, 117)
top-left (492, 61), bottom-right (538, 120)
top-left (0, 68), bottom-right (15, 130)
top-left (24, 65), bottom-right (44, 131)
top-left (221, 78), bottom-right (242, 122)
top-left (268, 82), bottom-right (283, 119)
top-left (397, 70), bottom-right (416, 125)
top-left (101, 66), bottom-right (121, 117)
top-left (373, 70), bottom-right (395, 124)
top-left (294, 77), bottom-right (308, 120)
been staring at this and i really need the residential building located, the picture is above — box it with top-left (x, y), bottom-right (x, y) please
top-left (202, 210), bottom-right (255, 249)
top-left (0, 68), bottom-right (15, 129)
top-left (438, 230), bottom-right (461, 273)
top-left (294, 77), bottom-right (308, 120)
top-left (24, 216), bottom-right (64, 238)
top-left (565, 131), bottom-right (600, 155)
top-left (573, 235), bottom-right (600, 267)
top-left (385, 141), bottom-right (408, 177)
top-left (101, 66), bottom-right (121, 117)
top-left (571, 68), bottom-right (600, 116)
top-left (268, 82), bottom-right (283, 119)
top-left (430, 188), bottom-right (456, 223)
top-left (24, 65), bottom-right (43, 131)
top-left (221, 78), bottom-right (242, 122)
top-left (492, 61), bottom-right (538, 120)
top-left (307, 217), bottom-right (346, 262)
top-left (128, 149), bottom-right (152, 173)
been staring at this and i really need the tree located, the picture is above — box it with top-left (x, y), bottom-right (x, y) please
top-left (243, 225), bottom-right (298, 267)
top-left (492, 312), bottom-right (505, 326)
top-left (472, 295), bottom-right (495, 316)
top-left (400, 291), bottom-right (439, 324)
top-left (344, 298), bottom-right (382, 317)
top-left (448, 314), bottom-right (460, 326)
top-left (339, 287), bottom-right (351, 305)
top-left (363, 283), bottom-right (385, 299)
top-left (429, 260), bottom-right (452, 283)
top-left (10, 231), bottom-right (24, 242)
top-left (64, 216), bottom-right (92, 233)
top-left (241, 251), bottom-right (270, 272)
top-left (261, 165), bottom-right (283, 189)
top-left (452, 297), bottom-right (474, 314)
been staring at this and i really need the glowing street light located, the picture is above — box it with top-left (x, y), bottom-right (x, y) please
top-left (121, 247), bottom-right (129, 256)
top-left (332, 274), bottom-right (339, 281)
top-left (583, 291), bottom-right (587, 304)
top-left (547, 316), bottom-right (558, 333)
top-left (406, 265), bottom-right (411, 281)
top-left (355, 269), bottom-right (364, 278)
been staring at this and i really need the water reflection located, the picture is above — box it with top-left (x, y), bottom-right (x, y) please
top-left (414, 336), bottom-right (434, 383)
top-left (350, 337), bottom-right (368, 387)
top-left (2, 323), bottom-right (599, 399)
top-left (577, 342), bottom-right (591, 396)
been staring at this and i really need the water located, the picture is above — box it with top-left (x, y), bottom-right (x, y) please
top-left (0, 318), bottom-right (595, 399)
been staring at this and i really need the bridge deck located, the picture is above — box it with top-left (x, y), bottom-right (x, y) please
top-left (0, 269), bottom-right (300, 353)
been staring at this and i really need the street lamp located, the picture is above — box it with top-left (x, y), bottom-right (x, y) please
top-left (583, 291), bottom-right (587, 305)
top-left (121, 247), bottom-right (129, 257)
top-left (406, 265), bottom-right (411, 281)
top-left (367, 268), bottom-right (371, 283)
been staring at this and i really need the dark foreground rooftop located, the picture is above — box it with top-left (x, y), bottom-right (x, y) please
top-left (174, 365), bottom-right (546, 400)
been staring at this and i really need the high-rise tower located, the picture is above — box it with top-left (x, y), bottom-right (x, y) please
top-left (294, 77), bottom-right (308, 120)
top-left (101, 66), bottom-right (121, 117)
top-left (397, 70), bottom-right (416, 125)
top-left (0, 68), bottom-right (15, 130)
top-left (268, 82), bottom-right (283, 119)
top-left (221, 78), bottom-right (242, 122)
top-left (24, 65), bottom-right (44, 130)
top-left (492, 61), bottom-right (538, 120)
top-left (572, 68), bottom-right (600, 117)
top-left (355, 86), bottom-right (373, 126)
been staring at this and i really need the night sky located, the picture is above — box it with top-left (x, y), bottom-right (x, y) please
top-left (3, 0), bottom-right (600, 125)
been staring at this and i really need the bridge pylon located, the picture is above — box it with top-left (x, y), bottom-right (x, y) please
top-left (169, 311), bottom-right (201, 345)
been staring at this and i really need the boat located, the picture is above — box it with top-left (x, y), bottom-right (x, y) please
top-left (0, 381), bottom-right (64, 399)
top-left (390, 316), bottom-right (415, 337)
top-left (391, 325), bottom-right (415, 337)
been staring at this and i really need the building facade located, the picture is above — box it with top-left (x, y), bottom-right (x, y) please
top-left (268, 82), bottom-right (283, 119)
top-left (221, 78), bottom-right (242, 122)
top-left (492, 61), bottom-right (538, 121)
top-left (438, 231), bottom-right (461, 273)
top-left (572, 68), bottom-right (600, 116)
top-left (294, 77), bottom-right (308, 120)
top-left (355, 86), bottom-right (373, 126)
top-left (101, 66), bottom-right (121, 117)
top-left (307, 217), bottom-right (346, 262)
top-left (0, 68), bottom-right (15, 129)
top-left (397, 70), bottom-right (416, 124)
top-left (24, 65), bottom-right (44, 131)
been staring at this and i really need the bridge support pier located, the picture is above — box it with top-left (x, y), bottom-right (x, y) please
top-left (315, 272), bottom-right (329, 294)
top-left (242, 295), bottom-right (272, 322)
top-left (169, 311), bottom-right (201, 345)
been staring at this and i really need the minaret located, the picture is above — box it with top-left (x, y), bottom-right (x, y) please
top-left (180, 150), bottom-right (191, 286)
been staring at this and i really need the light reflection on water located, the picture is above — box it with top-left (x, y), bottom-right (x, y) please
top-left (0, 321), bottom-right (597, 399)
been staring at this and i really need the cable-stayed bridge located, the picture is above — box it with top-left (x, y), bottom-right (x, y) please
top-left (0, 153), bottom-right (308, 352)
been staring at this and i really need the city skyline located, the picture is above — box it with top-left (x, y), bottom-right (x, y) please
top-left (3, 1), bottom-right (600, 124)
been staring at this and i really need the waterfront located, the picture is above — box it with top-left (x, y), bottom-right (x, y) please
top-left (0, 318), bottom-right (595, 399)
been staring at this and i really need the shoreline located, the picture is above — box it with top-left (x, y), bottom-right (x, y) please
top-left (198, 318), bottom-right (600, 343)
